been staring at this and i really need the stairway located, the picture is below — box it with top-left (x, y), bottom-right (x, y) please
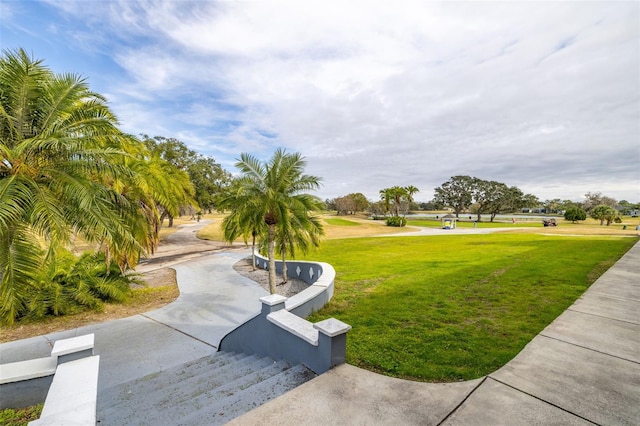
top-left (97, 351), bottom-right (316, 425)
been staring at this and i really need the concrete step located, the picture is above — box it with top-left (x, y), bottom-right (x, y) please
top-left (180, 363), bottom-right (317, 425)
top-left (98, 352), bottom-right (247, 410)
top-left (97, 352), bottom-right (316, 425)
top-left (120, 358), bottom-right (294, 425)
top-left (98, 353), bottom-right (268, 423)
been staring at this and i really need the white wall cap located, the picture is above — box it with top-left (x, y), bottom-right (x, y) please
top-left (0, 357), bottom-right (57, 384)
top-left (267, 310), bottom-right (319, 346)
top-left (314, 318), bottom-right (352, 337)
top-left (260, 294), bottom-right (287, 306)
top-left (51, 334), bottom-right (94, 358)
top-left (39, 355), bottom-right (100, 420)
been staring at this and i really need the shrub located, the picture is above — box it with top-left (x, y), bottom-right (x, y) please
top-left (564, 207), bottom-right (587, 223)
top-left (385, 216), bottom-right (406, 227)
top-left (12, 250), bottom-right (140, 323)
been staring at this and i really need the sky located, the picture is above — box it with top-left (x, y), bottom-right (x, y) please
top-left (1, 0), bottom-right (639, 203)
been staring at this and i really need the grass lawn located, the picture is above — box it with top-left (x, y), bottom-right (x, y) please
top-left (406, 216), bottom-right (640, 235)
top-left (323, 218), bottom-right (362, 226)
top-left (0, 404), bottom-right (43, 426)
top-left (302, 233), bottom-right (638, 382)
top-left (196, 214), bottom-right (412, 241)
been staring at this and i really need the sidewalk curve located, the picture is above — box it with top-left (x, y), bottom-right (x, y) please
top-left (0, 248), bottom-right (266, 392)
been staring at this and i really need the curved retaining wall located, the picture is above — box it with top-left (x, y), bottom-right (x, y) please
top-left (220, 252), bottom-right (350, 374)
top-left (252, 252), bottom-right (335, 318)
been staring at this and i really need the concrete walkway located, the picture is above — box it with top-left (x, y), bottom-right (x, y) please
top-left (229, 240), bottom-right (640, 425)
top-left (0, 247), bottom-right (267, 392)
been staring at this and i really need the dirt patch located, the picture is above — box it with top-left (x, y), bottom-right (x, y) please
top-left (0, 269), bottom-right (179, 343)
top-left (133, 268), bottom-right (177, 288)
top-left (233, 257), bottom-right (309, 298)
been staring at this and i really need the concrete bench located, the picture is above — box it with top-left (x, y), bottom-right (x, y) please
top-left (29, 355), bottom-right (100, 426)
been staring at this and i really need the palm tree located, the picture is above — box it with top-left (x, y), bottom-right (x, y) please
top-left (0, 48), bottom-right (161, 323)
top-left (379, 188), bottom-right (392, 216)
top-left (380, 186), bottom-right (409, 217)
top-left (405, 185), bottom-right (419, 206)
top-left (218, 180), bottom-right (266, 270)
top-left (274, 195), bottom-right (323, 283)
top-left (389, 186), bottom-right (407, 216)
top-left (232, 149), bottom-right (323, 294)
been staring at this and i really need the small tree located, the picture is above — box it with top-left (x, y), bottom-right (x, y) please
top-left (351, 193), bottom-right (370, 213)
top-left (564, 207), bottom-right (587, 223)
top-left (229, 149), bottom-right (324, 293)
top-left (590, 205), bottom-right (618, 226)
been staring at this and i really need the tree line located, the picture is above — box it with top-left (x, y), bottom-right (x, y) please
top-left (432, 175), bottom-right (537, 221)
top-left (326, 178), bottom-right (637, 226)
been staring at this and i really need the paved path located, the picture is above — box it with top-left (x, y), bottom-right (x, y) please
top-left (230, 240), bottom-right (640, 425)
top-left (0, 238), bottom-right (266, 391)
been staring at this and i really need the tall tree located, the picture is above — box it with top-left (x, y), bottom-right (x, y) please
top-left (405, 185), bottom-right (420, 205)
top-left (582, 192), bottom-right (617, 212)
top-left (142, 135), bottom-right (231, 221)
top-left (434, 175), bottom-right (474, 217)
top-left (0, 48), bottom-right (159, 323)
top-left (218, 179), bottom-right (266, 270)
top-left (351, 193), bottom-right (370, 213)
top-left (485, 185), bottom-right (525, 221)
top-left (231, 149), bottom-right (324, 293)
top-left (379, 186), bottom-right (414, 217)
top-left (590, 204), bottom-right (618, 226)
top-left (379, 188), bottom-right (392, 216)
top-left (470, 178), bottom-right (494, 221)
top-left (389, 186), bottom-right (407, 217)
top-left (273, 203), bottom-right (323, 283)
top-left (564, 207), bottom-right (587, 223)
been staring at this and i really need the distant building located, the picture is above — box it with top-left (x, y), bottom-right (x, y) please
top-left (615, 206), bottom-right (639, 216)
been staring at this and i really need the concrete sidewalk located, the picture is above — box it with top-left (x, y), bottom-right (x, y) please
top-left (0, 249), bottom-right (267, 392)
top-left (229, 240), bottom-right (640, 425)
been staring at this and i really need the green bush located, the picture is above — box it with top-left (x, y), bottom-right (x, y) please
top-left (385, 216), bottom-right (406, 227)
top-left (564, 207), bottom-right (587, 223)
top-left (7, 249), bottom-right (141, 324)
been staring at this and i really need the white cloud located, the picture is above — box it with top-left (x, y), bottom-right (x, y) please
top-left (33, 0), bottom-right (640, 202)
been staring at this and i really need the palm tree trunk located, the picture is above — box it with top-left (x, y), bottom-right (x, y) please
top-left (282, 251), bottom-right (288, 284)
top-left (268, 224), bottom-right (277, 294)
top-left (251, 233), bottom-right (256, 271)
